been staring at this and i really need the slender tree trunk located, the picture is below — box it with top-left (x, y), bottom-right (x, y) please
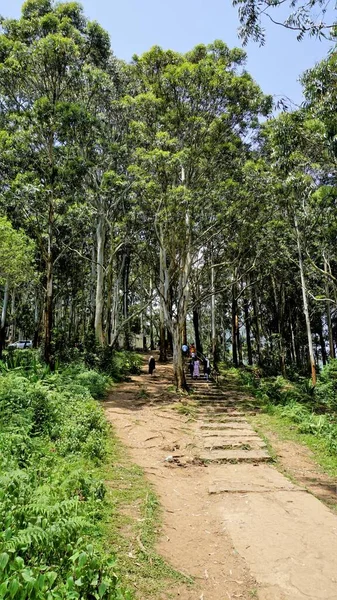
top-left (325, 259), bottom-right (334, 359)
top-left (44, 200), bottom-right (54, 367)
top-left (122, 247), bottom-right (131, 350)
top-left (172, 319), bottom-right (186, 389)
top-left (193, 307), bottom-right (202, 354)
top-left (149, 276), bottom-right (155, 350)
top-left (159, 242), bottom-right (168, 362)
top-left (319, 318), bottom-right (327, 366)
top-left (94, 214), bottom-right (105, 346)
top-left (252, 286), bottom-right (261, 365)
top-left (171, 166), bottom-right (190, 389)
top-left (294, 213), bottom-right (316, 385)
top-left (237, 315), bottom-right (243, 366)
top-left (232, 282), bottom-right (238, 368)
top-left (0, 279), bottom-right (10, 359)
top-left (244, 296), bottom-right (253, 366)
top-left (211, 265), bottom-right (216, 361)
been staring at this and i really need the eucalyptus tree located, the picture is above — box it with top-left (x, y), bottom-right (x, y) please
top-left (0, 0), bottom-right (113, 365)
top-left (232, 0), bottom-right (336, 44)
top-left (127, 41), bottom-right (271, 388)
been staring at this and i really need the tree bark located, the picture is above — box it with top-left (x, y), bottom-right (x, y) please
top-left (44, 199), bottom-right (54, 367)
top-left (211, 265), bottom-right (216, 361)
top-left (122, 247), bottom-right (131, 350)
top-left (252, 285), bottom-right (261, 365)
top-left (244, 296), bottom-right (253, 366)
top-left (294, 213), bottom-right (316, 385)
top-left (325, 259), bottom-right (335, 359)
top-left (232, 282), bottom-right (238, 368)
top-left (193, 307), bottom-right (203, 355)
top-left (319, 317), bottom-right (327, 366)
top-left (94, 214), bottom-right (106, 346)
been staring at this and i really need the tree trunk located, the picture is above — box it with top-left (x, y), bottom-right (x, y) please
top-left (193, 307), bottom-right (202, 355)
top-left (294, 213), bottom-right (316, 385)
top-left (122, 248), bottom-right (131, 350)
top-left (252, 286), bottom-right (261, 365)
top-left (232, 282), bottom-right (238, 367)
top-left (149, 276), bottom-right (155, 350)
top-left (44, 201), bottom-right (54, 367)
top-left (319, 317), bottom-right (327, 366)
top-left (0, 279), bottom-right (10, 359)
top-left (172, 320), bottom-right (186, 389)
top-left (94, 214), bottom-right (105, 346)
top-left (325, 259), bottom-right (335, 360)
top-left (159, 242), bottom-right (168, 362)
top-left (244, 296), bottom-right (253, 366)
top-left (211, 265), bottom-right (216, 361)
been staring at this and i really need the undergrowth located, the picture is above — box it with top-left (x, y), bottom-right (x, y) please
top-left (219, 360), bottom-right (337, 458)
top-left (0, 358), bottom-right (131, 600)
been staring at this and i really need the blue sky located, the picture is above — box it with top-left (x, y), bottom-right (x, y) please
top-left (0, 0), bottom-right (332, 105)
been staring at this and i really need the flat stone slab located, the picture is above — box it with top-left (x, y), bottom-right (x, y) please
top-left (200, 449), bottom-right (271, 463)
top-left (204, 437), bottom-right (266, 450)
top-left (201, 429), bottom-right (259, 437)
top-left (202, 416), bottom-right (247, 422)
top-left (209, 480), bottom-right (301, 494)
top-left (200, 421), bottom-right (253, 430)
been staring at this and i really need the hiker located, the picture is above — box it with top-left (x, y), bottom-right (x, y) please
top-left (188, 357), bottom-right (194, 378)
top-left (193, 357), bottom-right (200, 379)
top-left (148, 355), bottom-right (156, 375)
top-left (204, 356), bottom-right (211, 380)
top-left (182, 343), bottom-right (188, 357)
top-left (189, 342), bottom-right (196, 358)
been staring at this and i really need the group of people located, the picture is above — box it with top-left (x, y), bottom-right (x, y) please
top-left (183, 342), bottom-right (211, 380)
top-left (148, 342), bottom-right (211, 381)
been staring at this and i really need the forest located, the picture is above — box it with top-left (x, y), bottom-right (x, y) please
top-left (0, 0), bottom-right (337, 598)
top-left (0, 0), bottom-right (336, 389)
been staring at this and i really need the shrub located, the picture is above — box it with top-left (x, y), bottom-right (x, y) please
top-left (0, 361), bottom-right (131, 599)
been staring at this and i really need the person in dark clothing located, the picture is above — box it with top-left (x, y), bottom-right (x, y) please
top-left (188, 358), bottom-right (194, 378)
top-left (148, 355), bottom-right (156, 375)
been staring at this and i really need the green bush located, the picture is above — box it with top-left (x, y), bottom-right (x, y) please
top-left (0, 361), bottom-right (131, 599)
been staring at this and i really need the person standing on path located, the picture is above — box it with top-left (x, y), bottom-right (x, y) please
top-left (204, 356), bottom-right (211, 380)
top-left (193, 357), bottom-right (200, 379)
top-left (188, 357), bottom-right (194, 378)
top-left (148, 355), bottom-right (156, 375)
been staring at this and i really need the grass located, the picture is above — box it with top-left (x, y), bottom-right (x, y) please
top-left (98, 424), bottom-right (194, 599)
top-left (250, 412), bottom-right (337, 478)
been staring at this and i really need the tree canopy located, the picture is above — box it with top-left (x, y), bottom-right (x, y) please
top-left (1, 0), bottom-right (337, 389)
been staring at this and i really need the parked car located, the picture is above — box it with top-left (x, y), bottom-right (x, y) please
top-left (7, 340), bottom-right (33, 349)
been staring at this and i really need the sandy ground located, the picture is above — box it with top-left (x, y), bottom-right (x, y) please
top-left (104, 357), bottom-right (337, 600)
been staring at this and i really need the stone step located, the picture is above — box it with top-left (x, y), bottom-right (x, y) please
top-left (208, 481), bottom-right (300, 494)
top-left (199, 449), bottom-right (271, 463)
top-left (201, 430), bottom-right (257, 438)
top-left (200, 421), bottom-right (253, 430)
top-left (203, 437), bottom-right (267, 450)
top-left (202, 418), bottom-right (247, 424)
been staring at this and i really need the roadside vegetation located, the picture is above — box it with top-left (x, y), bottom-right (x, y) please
top-left (220, 361), bottom-right (337, 475)
top-left (0, 349), bottom-right (179, 600)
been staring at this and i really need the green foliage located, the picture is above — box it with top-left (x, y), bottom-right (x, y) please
top-left (315, 359), bottom-right (337, 411)
top-left (0, 359), bottom-right (131, 599)
top-left (0, 216), bottom-right (35, 285)
top-left (227, 360), bottom-right (337, 457)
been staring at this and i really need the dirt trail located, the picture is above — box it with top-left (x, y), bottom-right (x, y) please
top-left (104, 357), bottom-right (337, 600)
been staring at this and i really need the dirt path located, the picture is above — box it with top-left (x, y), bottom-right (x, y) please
top-left (104, 357), bottom-right (337, 600)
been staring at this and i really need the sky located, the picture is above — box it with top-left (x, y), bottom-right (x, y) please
top-left (0, 0), bottom-right (333, 105)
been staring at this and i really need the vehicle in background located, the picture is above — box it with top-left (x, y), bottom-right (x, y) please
top-left (7, 340), bottom-right (33, 349)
